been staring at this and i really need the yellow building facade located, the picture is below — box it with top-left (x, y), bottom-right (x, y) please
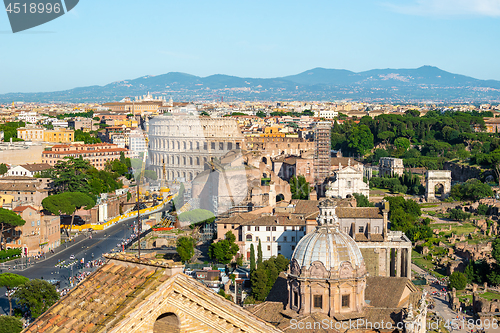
top-left (43, 128), bottom-right (74, 143)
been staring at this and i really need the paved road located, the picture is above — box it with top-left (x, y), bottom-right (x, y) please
top-left (412, 264), bottom-right (500, 332)
top-left (0, 201), bottom-right (172, 316)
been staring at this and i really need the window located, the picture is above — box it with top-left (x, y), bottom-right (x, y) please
top-left (375, 226), bottom-right (380, 233)
top-left (358, 226), bottom-right (364, 233)
top-left (342, 295), bottom-right (350, 308)
top-left (277, 245), bottom-right (281, 251)
top-left (284, 236), bottom-right (287, 242)
top-left (267, 236), bottom-right (270, 242)
top-left (272, 226), bottom-right (276, 231)
top-left (246, 235), bottom-right (252, 241)
top-left (347, 181), bottom-right (352, 188)
top-left (255, 226), bottom-right (259, 231)
top-left (224, 224), bottom-right (227, 229)
top-left (31, 221), bottom-right (35, 227)
top-left (267, 245), bottom-right (271, 251)
top-left (292, 236), bottom-right (295, 242)
top-left (231, 225), bottom-right (234, 229)
top-left (266, 226), bottom-right (271, 231)
top-left (273, 236), bottom-right (276, 241)
top-left (211, 142), bottom-right (215, 150)
top-left (313, 295), bottom-right (323, 308)
top-left (294, 291), bottom-right (299, 307)
top-left (247, 226), bottom-right (251, 231)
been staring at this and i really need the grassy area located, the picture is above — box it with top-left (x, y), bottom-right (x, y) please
top-left (458, 294), bottom-right (473, 303)
top-left (413, 257), bottom-right (434, 270)
top-left (480, 291), bottom-right (500, 300)
top-left (430, 223), bottom-right (476, 236)
top-left (420, 203), bottom-right (440, 208)
top-left (369, 187), bottom-right (391, 193)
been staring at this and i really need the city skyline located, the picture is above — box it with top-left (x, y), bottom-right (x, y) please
top-left (1, 0), bottom-right (500, 94)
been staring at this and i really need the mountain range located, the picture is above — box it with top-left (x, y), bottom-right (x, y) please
top-left (2, 66), bottom-right (500, 104)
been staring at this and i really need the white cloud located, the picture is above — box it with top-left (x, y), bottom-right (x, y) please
top-left (384, 0), bottom-right (500, 17)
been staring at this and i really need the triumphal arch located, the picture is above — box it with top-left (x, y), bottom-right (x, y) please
top-left (425, 170), bottom-right (452, 200)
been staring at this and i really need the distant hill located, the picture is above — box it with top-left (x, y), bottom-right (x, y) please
top-left (2, 66), bottom-right (500, 103)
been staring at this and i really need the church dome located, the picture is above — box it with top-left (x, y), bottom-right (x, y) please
top-left (291, 198), bottom-right (366, 274)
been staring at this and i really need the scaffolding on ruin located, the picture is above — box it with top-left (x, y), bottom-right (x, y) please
top-left (314, 122), bottom-right (332, 186)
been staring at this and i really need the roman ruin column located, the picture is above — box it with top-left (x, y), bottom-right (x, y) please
top-left (396, 248), bottom-right (402, 277)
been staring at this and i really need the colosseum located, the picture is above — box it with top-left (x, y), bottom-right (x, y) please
top-left (148, 115), bottom-right (245, 181)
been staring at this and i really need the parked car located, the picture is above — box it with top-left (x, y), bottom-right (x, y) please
top-left (69, 255), bottom-right (75, 260)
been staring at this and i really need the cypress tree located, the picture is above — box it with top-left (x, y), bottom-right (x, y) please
top-left (250, 243), bottom-right (256, 272)
top-left (257, 239), bottom-right (263, 268)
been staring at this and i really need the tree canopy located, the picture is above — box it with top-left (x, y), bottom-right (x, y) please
top-left (0, 272), bottom-right (29, 315)
top-left (15, 279), bottom-right (59, 318)
top-left (0, 316), bottom-right (23, 333)
top-left (0, 208), bottom-right (26, 250)
top-left (448, 271), bottom-right (467, 290)
top-left (176, 237), bottom-right (196, 263)
top-left (290, 175), bottom-right (310, 200)
top-left (208, 231), bottom-right (239, 264)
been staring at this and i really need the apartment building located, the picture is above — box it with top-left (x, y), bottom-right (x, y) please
top-left (6, 163), bottom-right (52, 177)
top-left (42, 143), bottom-right (128, 170)
top-left (17, 127), bottom-right (74, 143)
top-left (5, 206), bottom-right (61, 256)
top-left (0, 176), bottom-right (50, 208)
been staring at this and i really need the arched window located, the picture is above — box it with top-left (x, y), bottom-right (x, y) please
top-left (246, 235), bottom-right (253, 242)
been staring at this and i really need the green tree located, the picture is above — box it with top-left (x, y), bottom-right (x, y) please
top-left (289, 175), bottom-right (310, 200)
top-left (0, 273), bottom-right (29, 315)
top-left (263, 258), bottom-right (279, 291)
top-left (275, 254), bottom-right (290, 273)
top-left (256, 111), bottom-right (266, 118)
top-left (448, 271), bottom-right (467, 290)
top-left (42, 192), bottom-right (95, 235)
top-left (477, 203), bottom-right (489, 215)
top-left (176, 237), bottom-right (196, 263)
top-left (0, 163), bottom-right (7, 175)
top-left (251, 268), bottom-right (268, 301)
top-left (0, 316), bottom-right (23, 333)
top-left (394, 137), bottom-right (411, 150)
top-left (52, 157), bottom-right (91, 194)
top-left (464, 261), bottom-right (476, 284)
top-left (257, 239), bottom-right (263, 268)
top-left (348, 125), bottom-right (374, 156)
top-left (208, 231), bottom-right (239, 264)
top-left (15, 279), bottom-right (59, 318)
top-left (377, 131), bottom-right (395, 145)
top-left (0, 208), bottom-right (25, 251)
top-left (353, 193), bottom-right (374, 207)
top-left (250, 243), bottom-right (256, 272)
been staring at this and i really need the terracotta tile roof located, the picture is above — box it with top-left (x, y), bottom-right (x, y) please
top-left (13, 205), bottom-right (37, 212)
top-left (240, 215), bottom-right (305, 226)
top-left (331, 157), bottom-right (363, 166)
top-left (218, 212), bottom-right (258, 225)
top-left (26, 252), bottom-right (282, 333)
top-left (336, 207), bottom-right (382, 219)
top-left (19, 163), bottom-right (52, 172)
top-left (0, 181), bottom-right (41, 192)
top-left (365, 277), bottom-right (416, 308)
top-left (42, 148), bottom-right (128, 155)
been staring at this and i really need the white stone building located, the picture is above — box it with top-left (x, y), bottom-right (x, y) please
top-left (240, 215), bottom-right (306, 260)
top-left (325, 160), bottom-right (370, 198)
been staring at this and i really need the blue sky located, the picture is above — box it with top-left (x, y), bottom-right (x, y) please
top-left (1, 0), bottom-right (500, 94)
